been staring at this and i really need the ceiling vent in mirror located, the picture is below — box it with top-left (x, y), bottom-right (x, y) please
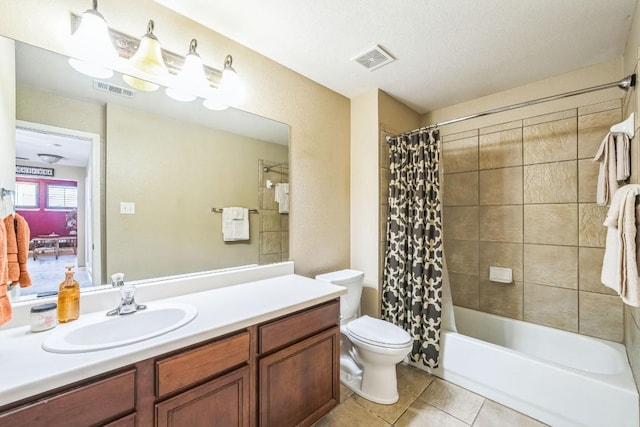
top-left (351, 45), bottom-right (395, 71)
top-left (93, 80), bottom-right (136, 98)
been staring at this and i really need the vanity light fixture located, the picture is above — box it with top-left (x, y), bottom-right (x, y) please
top-left (68, 0), bottom-right (119, 79)
top-left (218, 55), bottom-right (245, 106)
top-left (166, 39), bottom-right (210, 102)
top-left (122, 20), bottom-right (169, 92)
top-left (37, 154), bottom-right (64, 164)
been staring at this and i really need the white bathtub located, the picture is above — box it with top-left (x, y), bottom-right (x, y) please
top-left (418, 306), bottom-right (639, 427)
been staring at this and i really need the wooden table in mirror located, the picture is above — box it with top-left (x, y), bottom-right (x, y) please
top-left (30, 234), bottom-right (77, 260)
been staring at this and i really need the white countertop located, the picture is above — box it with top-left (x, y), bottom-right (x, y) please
top-left (0, 273), bottom-right (346, 407)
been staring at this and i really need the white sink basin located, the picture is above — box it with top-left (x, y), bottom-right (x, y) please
top-left (42, 303), bottom-right (198, 353)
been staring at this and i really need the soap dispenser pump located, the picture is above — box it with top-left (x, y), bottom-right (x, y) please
top-left (57, 266), bottom-right (80, 323)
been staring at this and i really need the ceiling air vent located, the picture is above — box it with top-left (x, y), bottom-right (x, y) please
top-left (93, 80), bottom-right (136, 98)
top-left (351, 45), bottom-right (395, 71)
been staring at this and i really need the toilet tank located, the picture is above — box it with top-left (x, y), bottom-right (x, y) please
top-left (315, 269), bottom-right (364, 323)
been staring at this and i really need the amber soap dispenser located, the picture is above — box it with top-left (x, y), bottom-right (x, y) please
top-left (57, 266), bottom-right (80, 323)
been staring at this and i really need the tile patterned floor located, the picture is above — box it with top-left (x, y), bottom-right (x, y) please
top-left (314, 363), bottom-right (548, 427)
top-left (20, 252), bottom-right (91, 296)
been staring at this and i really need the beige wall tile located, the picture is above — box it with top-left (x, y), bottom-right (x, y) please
top-left (260, 231), bottom-right (282, 254)
top-left (578, 247), bottom-right (617, 295)
top-left (578, 158), bottom-right (599, 203)
top-left (579, 292), bottom-right (623, 342)
top-left (479, 206), bottom-right (523, 243)
top-left (523, 109), bottom-right (576, 127)
top-left (260, 188), bottom-right (278, 210)
top-left (578, 203), bottom-right (608, 247)
top-left (261, 210), bottom-right (282, 232)
top-left (443, 171), bottom-right (478, 206)
top-left (449, 272), bottom-right (479, 309)
top-left (624, 308), bottom-right (640, 390)
top-left (578, 109), bottom-right (621, 159)
top-left (479, 167), bottom-right (523, 205)
top-left (523, 244), bottom-right (577, 289)
top-left (444, 207), bottom-right (478, 241)
top-left (479, 128), bottom-right (522, 170)
top-left (578, 99), bottom-right (621, 116)
top-left (282, 231), bottom-right (289, 252)
top-left (524, 283), bottom-right (578, 332)
top-left (523, 161), bottom-right (577, 204)
top-left (479, 241), bottom-right (523, 282)
top-left (379, 135), bottom-right (390, 170)
top-left (444, 240), bottom-right (479, 275)
top-left (479, 120), bottom-right (522, 135)
top-left (523, 118), bottom-right (577, 165)
top-left (443, 136), bottom-right (478, 174)
top-left (380, 167), bottom-right (390, 203)
top-left (380, 204), bottom-right (388, 241)
top-left (281, 214), bottom-right (289, 231)
top-left (442, 129), bottom-right (478, 142)
top-left (259, 253), bottom-right (282, 264)
top-left (479, 280), bottom-right (523, 320)
top-left (524, 204), bottom-right (577, 246)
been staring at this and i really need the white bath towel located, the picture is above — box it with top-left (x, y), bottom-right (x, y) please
top-left (601, 185), bottom-right (640, 306)
top-left (593, 132), bottom-right (630, 206)
top-left (222, 207), bottom-right (249, 241)
top-left (275, 183), bottom-right (289, 214)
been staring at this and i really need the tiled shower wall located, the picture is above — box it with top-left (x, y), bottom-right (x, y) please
top-left (258, 160), bottom-right (289, 264)
top-left (442, 99), bottom-right (624, 342)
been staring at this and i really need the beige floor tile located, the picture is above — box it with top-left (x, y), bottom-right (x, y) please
top-left (313, 398), bottom-right (390, 427)
top-left (473, 400), bottom-right (548, 427)
top-left (396, 363), bottom-right (435, 398)
top-left (418, 378), bottom-right (484, 424)
top-left (339, 383), bottom-right (354, 403)
top-left (395, 400), bottom-right (469, 427)
top-left (353, 386), bottom-right (415, 425)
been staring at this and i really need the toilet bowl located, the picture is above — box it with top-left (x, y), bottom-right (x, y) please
top-left (316, 269), bottom-right (413, 404)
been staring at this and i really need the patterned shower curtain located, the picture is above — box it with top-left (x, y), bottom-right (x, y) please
top-left (382, 129), bottom-right (444, 369)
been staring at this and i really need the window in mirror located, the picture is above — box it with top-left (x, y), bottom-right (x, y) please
top-left (46, 183), bottom-right (78, 209)
top-left (15, 182), bottom-right (38, 208)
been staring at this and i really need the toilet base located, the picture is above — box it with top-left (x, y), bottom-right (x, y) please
top-left (339, 367), bottom-right (400, 405)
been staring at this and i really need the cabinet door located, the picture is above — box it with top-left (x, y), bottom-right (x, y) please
top-left (155, 366), bottom-right (250, 427)
top-left (259, 326), bottom-right (339, 427)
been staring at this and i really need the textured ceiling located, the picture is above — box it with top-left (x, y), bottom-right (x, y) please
top-left (154, 0), bottom-right (638, 114)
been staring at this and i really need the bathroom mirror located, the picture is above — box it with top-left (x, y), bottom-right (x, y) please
top-left (10, 39), bottom-right (290, 294)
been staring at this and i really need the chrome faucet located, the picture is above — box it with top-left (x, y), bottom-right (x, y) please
top-left (107, 273), bottom-right (147, 316)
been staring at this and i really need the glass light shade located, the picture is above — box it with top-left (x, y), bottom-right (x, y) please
top-left (166, 40), bottom-right (211, 102)
top-left (122, 20), bottom-right (168, 92)
top-left (68, 8), bottom-right (119, 78)
top-left (202, 88), bottom-right (229, 111)
top-left (218, 55), bottom-right (244, 106)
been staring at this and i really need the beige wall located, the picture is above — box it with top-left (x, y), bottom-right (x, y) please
top-left (350, 90), bottom-right (379, 315)
top-left (0, 0), bottom-right (351, 278)
top-left (106, 103), bottom-right (287, 280)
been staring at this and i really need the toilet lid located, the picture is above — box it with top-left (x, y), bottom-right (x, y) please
top-left (346, 316), bottom-right (412, 348)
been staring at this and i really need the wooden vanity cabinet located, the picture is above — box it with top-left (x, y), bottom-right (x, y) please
top-left (0, 369), bottom-right (137, 427)
top-left (258, 299), bottom-right (340, 427)
top-left (0, 299), bottom-right (340, 427)
top-left (154, 331), bottom-right (251, 427)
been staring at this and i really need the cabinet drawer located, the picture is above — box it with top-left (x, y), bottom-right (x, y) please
top-left (0, 369), bottom-right (136, 427)
top-left (259, 299), bottom-right (339, 354)
top-left (156, 331), bottom-right (250, 398)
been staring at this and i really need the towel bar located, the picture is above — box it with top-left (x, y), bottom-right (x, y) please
top-left (211, 208), bottom-right (259, 213)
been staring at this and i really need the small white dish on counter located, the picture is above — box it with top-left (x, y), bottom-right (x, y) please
top-left (42, 302), bottom-right (198, 354)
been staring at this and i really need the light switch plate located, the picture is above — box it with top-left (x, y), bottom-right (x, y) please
top-left (120, 202), bottom-right (135, 215)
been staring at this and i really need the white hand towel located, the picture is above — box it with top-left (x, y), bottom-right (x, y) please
top-left (615, 132), bottom-right (630, 181)
top-left (222, 207), bottom-right (249, 241)
top-left (601, 185), bottom-right (640, 306)
top-left (274, 183), bottom-right (289, 214)
top-left (593, 132), bottom-right (618, 207)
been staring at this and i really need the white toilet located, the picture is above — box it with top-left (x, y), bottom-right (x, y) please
top-left (316, 269), bottom-right (413, 404)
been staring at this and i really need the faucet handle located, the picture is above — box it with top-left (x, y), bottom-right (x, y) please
top-left (111, 273), bottom-right (125, 287)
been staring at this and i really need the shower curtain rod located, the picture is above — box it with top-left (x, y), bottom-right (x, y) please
top-left (387, 74), bottom-right (636, 141)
